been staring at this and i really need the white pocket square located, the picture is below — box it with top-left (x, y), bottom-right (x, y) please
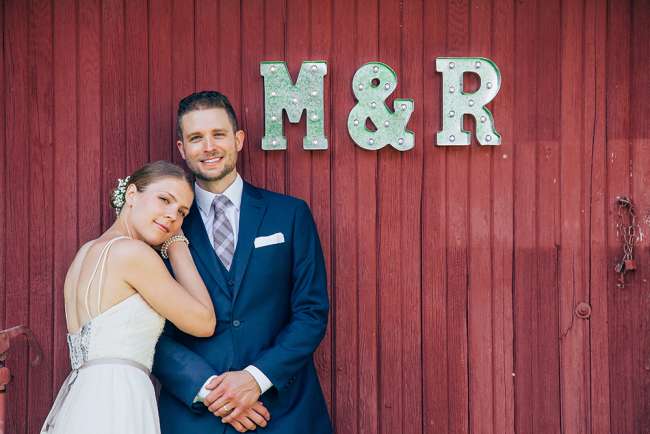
top-left (254, 232), bottom-right (285, 248)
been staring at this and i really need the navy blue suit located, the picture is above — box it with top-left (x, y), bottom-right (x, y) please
top-left (153, 181), bottom-right (332, 434)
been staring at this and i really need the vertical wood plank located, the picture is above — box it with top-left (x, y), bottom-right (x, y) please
top-left (309, 0), bottom-right (333, 413)
top-left (264, 0), bottom-right (286, 193)
top-left (606, 0), bottom-right (633, 431)
top-left (585, 0), bottom-right (611, 431)
top-left (4, 1), bottom-right (30, 431)
top-left (400, 2), bottom-right (432, 433)
top-left (422, 0), bottom-right (449, 432)
top-left (400, 2), bottom-right (423, 434)
top-left (125, 0), bottom-right (150, 170)
top-left (52, 0), bottom-right (78, 395)
top-left (377, 0), bottom-right (404, 431)
top-left (195, 0), bottom-right (219, 91)
top-left (354, 1), bottom-right (379, 433)
top-left (171, 0), bottom-right (195, 165)
top-left (629, 0), bottom-right (650, 432)
top-left (149, 0), bottom-right (173, 162)
top-left (445, 0), bottom-right (470, 432)
top-left (467, 1), bottom-right (494, 433)
top-left (101, 0), bottom-right (126, 230)
top-left (331, 0), bottom-right (361, 432)
top-left (0, 0), bottom-right (5, 336)
top-left (559, 1), bottom-right (590, 433)
top-left (491, 0), bottom-right (516, 432)
top-left (512, 0), bottom-right (540, 431)
top-left (535, 0), bottom-right (562, 433)
top-left (240, 0), bottom-right (265, 185)
top-left (27, 0), bottom-right (54, 431)
top-left (217, 0), bottom-right (242, 116)
top-left (77, 0), bottom-right (102, 243)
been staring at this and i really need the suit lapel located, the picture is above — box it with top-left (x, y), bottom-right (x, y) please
top-left (182, 201), bottom-right (230, 297)
top-left (232, 182), bottom-right (266, 303)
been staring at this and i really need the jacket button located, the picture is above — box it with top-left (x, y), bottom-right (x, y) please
top-left (232, 320), bottom-right (241, 327)
top-left (227, 280), bottom-right (234, 287)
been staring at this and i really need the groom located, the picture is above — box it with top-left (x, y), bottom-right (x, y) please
top-left (153, 91), bottom-right (332, 434)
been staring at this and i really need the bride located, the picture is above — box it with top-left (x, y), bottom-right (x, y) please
top-left (41, 161), bottom-right (216, 434)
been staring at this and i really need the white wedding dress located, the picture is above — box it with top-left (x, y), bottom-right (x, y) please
top-left (41, 237), bottom-right (165, 434)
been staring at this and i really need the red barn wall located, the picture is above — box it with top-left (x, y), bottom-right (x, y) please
top-left (1, 0), bottom-right (649, 433)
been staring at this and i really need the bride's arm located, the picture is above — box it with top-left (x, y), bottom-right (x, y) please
top-left (117, 239), bottom-right (216, 337)
top-left (164, 240), bottom-right (214, 320)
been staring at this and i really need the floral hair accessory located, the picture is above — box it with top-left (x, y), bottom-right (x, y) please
top-left (111, 176), bottom-right (131, 215)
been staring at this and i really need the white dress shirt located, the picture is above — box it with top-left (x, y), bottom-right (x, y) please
top-left (194, 176), bottom-right (242, 249)
top-left (193, 174), bottom-right (273, 401)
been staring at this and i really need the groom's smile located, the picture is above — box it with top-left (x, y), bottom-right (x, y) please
top-left (200, 155), bottom-right (225, 170)
top-left (202, 156), bottom-right (222, 164)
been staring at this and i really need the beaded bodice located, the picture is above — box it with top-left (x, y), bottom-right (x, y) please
top-left (67, 324), bottom-right (92, 370)
top-left (66, 294), bottom-right (164, 370)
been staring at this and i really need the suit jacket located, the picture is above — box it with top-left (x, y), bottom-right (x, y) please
top-left (153, 181), bottom-right (332, 434)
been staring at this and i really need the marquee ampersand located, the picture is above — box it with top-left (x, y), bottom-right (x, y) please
top-left (347, 62), bottom-right (414, 151)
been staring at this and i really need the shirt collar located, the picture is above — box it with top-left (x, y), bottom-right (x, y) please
top-left (194, 173), bottom-right (243, 216)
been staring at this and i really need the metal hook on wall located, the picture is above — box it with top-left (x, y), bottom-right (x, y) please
top-left (0, 325), bottom-right (43, 434)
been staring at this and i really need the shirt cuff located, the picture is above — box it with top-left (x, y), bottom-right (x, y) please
top-left (244, 365), bottom-right (273, 394)
top-left (193, 375), bottom-right (218, 404)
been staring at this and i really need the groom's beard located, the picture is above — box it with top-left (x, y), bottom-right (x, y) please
top-left (189, 158), bottom-right (236, 183)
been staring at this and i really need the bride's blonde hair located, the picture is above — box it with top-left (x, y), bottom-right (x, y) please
top-left (109, 161), bottom-right (193, 214)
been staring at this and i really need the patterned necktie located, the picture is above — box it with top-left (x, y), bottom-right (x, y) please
top-left (211, 195), bottom-right (235, 270)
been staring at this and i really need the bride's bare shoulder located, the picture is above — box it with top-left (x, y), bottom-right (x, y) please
top-left (67, 241), bottom-right (94, 272)
top-left (66, 237), bottom-right (149, 277)
top-left (63, 240), bottom-right (96, 298)
top-left (110, 238), bottom-right (162, 266)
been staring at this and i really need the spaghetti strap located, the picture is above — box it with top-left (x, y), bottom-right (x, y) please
top-left (64, 243), bottom-right (92, 327)
top-left (83, 242), bottom-right (114, 318)
top-left (83, 236), bottom-right (129, 319)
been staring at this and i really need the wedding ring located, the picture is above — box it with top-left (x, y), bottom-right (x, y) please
top-left (223, 405), bottom-right (231, 413)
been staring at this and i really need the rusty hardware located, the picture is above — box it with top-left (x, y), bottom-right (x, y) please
top-left (0, 325), bottom-right (43, 389)
top-left (575, 302), bottom-right (592, 319)
top-left (615, 196), bottom-right (638, 288)
top-left (0, 326), bottom-right (43, 434)
top-left (624, 259), bottom-right (637, 271)
top-left (0, 326), bottom-right (43, 364)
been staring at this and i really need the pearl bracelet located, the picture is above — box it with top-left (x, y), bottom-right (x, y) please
top-left (160, 234), bottom-right (190, 259)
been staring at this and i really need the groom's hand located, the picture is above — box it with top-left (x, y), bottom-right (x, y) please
top-left (225, 402), bottom-right (271, 432)
top-left (205, 370), bottom-right (261, 417)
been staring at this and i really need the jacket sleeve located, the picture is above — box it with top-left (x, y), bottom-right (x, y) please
top-left (251, 201), bottom-right (329, 393)
top-left (153, 322), bottom-right (220, 411)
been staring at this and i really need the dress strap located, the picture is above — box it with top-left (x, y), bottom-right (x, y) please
top-left (65, 243), bottom-right (92, 327)
top-left (83, 236), bottom-right (129, 318)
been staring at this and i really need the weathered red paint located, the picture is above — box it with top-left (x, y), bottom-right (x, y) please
top-left (1, 0), bottom-right (649, 433)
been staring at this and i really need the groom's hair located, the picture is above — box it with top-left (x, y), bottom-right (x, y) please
top-left (176, 91), bottom-right (239, 140)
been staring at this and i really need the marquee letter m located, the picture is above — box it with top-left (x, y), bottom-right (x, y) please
top-left (260, 61), bottom-right (328, 150)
